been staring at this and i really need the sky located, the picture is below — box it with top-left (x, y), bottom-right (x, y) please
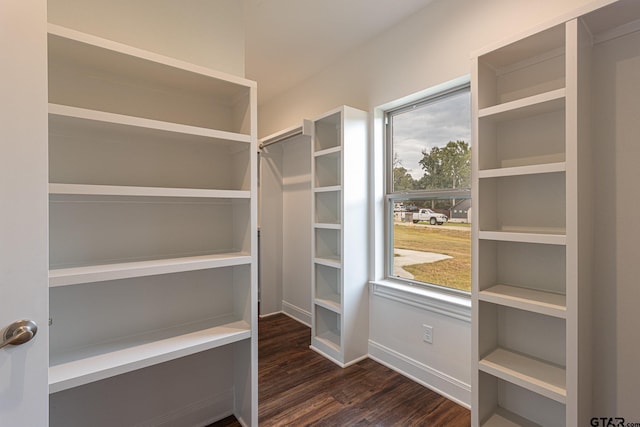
top-left (391, 89), bottom-right (471, 179)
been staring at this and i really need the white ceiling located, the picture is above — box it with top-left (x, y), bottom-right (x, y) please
top-left (244, 0), bottom-right (436, 104)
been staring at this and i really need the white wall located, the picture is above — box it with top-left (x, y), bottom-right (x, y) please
top-left (259, 145), bottom-right (284, 315)
top-left (369, 284), bottom-right (472, 406)
top-left (47, 0), bottom-right (245, 77)
top-left (281, 139), bottom-right (312, 324)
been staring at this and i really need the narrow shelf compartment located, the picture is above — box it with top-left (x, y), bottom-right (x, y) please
top-left (315, 228), bottom-right (341, 260)
top-left (479, 348), bottom-right (566, 403)
top-left (49, 252), bottom-right (251, 287)
top-left (49, 318), bottom-right (250, 393)
top-left (314, 149), bottom-right (341, 187)
top-left (49, 195), bottom-right (250, 269)
top-left (478, 172), bottom-right (566, 238)
top-left (48, 24), bottom-right (253, 135)
top-left (477, 101), bottom-right (565, 171)
top-left (313, 305), bottom-right (341, 351)
top-left (476, 23), bottom-right (565, 108)
top-left (314, 331), bottom-right (341, 352)
top-left (313, 111), bottom-right (341, 152)
top-left (478, 89), bottom-right (565, 123)
top-left (49, 106), bottom-right (251, 191)
top-left (49, 183), bottom-right (250, 200)
top-left (314, 190), bottom-right (341, 224)
top-left (315, 263), bottom-right (341, 310)
top-left (479, 285), bottom-right (566, 318)
top-left (478, 162), bottom-right (565, 179)
top-left (477, 240), bottom-right (566, 308)
top-left (479, 371), bottom-right (566, 427)
top-left (49, 265), bottom-right (252, 394)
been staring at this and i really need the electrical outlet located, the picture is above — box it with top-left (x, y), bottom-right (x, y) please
top-left (422, 324), bottom-right (433, 344)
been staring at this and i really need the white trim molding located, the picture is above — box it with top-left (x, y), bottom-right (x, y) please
top-left (370, 280), bottom-right (471, 322)
top-left (282, 301), bottom-right (312, 327)
top-left (368, 340), bottom-right (471, 409)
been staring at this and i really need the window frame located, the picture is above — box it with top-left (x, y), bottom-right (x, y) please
top-left (384, 83), bottom-right (471, 296)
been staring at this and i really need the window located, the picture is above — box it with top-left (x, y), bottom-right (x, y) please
top-left (386, 84), bottom-right (471, 293)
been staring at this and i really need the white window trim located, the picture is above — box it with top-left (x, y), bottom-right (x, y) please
top-left (370, 279), bottom-right (471, 322)
top-left (370, 75), bottom-right (472, 316)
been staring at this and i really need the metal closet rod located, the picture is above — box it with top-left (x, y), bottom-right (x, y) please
top-left (259, 120), bottom-right (313, 149)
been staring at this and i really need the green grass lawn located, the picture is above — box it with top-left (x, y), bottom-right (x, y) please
top-left (394, 223), bottom-right (471, 292)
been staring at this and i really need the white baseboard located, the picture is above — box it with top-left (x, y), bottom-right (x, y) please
top-left (259, 310), bottom-right (283, 318)
top-left (282, 300), bottom-right (311, 327)
top-left (368, 340), bottom-right (471, 409)
top-left (134, 389), bottom-right (234, 427)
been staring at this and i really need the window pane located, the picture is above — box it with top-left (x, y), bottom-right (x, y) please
top-left (391, 198), bottom-right (471, 292)
top-left (387, 86), bottom-right (471, 293)
top-left (391, 89), bottom-right (471, 193)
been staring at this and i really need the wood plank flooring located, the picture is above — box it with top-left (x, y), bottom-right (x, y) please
top-left (210, 313), bottom-right (470, 426)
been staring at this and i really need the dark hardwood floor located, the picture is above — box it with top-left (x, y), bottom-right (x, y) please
top-left (210, 313), bottom-right (470, 426)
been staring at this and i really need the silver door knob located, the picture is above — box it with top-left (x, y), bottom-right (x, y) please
top-left (0, 320), bottom-right (37, 350)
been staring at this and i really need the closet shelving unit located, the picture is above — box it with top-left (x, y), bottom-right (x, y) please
top-left (47, 24), bottom-right (257, 424)
top-left (472, 0), bottom-right (640, 425)
top-left (472, 19), bottom-right (577, 427)
top-left (310, 106), bottom-right (368, 367)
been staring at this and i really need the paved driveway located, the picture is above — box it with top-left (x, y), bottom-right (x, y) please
top-left (393, 248), bottom-right (452, 279)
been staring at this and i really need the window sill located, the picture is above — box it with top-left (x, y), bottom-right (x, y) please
top-left (369, 279), bottom-right (471, 322)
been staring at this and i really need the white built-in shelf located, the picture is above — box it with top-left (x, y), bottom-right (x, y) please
top-left (479, 348), bottom-right (566, 404)
top-left (311, 106), bottom-right (367, 368)
top-left (47, 20), bottom-right (257, 424)
top-left (49, 183), bottom-right (250, 200)
top-left (314, 298), bottom-right (342, 314)
top-left (314, 146), bottom-right (342, 157)
top-left (478, 89), bottom-right (565, 123)
top-left (47, 23), bottom-right (246, 84)
top-left (49, 318), bottom-right (251, 393)
top-left (481, 407), bottom-right (542, 427)
top-left (499, 153), bottom-right (566, 169)
top-left (314, 185), bottom-right (342, 193)
top-left (480, 285), bottom-right (566, 318)
top-left (49, 252), bottom-right (251, 287)
top-left (313, 257), bottom-right (341, 269)
top-left (478, 162), bottom-right (566, 179)
top-left (47, 24), bottom-right (252, 119)
top-left (49, 103), bottom-right (251, 144)
top-left (479, 230), bottom-right (566, 245)
top-left (477, 23), bottom-right (566, 71)
top-left (314, 223), bottom-right (342, 230)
